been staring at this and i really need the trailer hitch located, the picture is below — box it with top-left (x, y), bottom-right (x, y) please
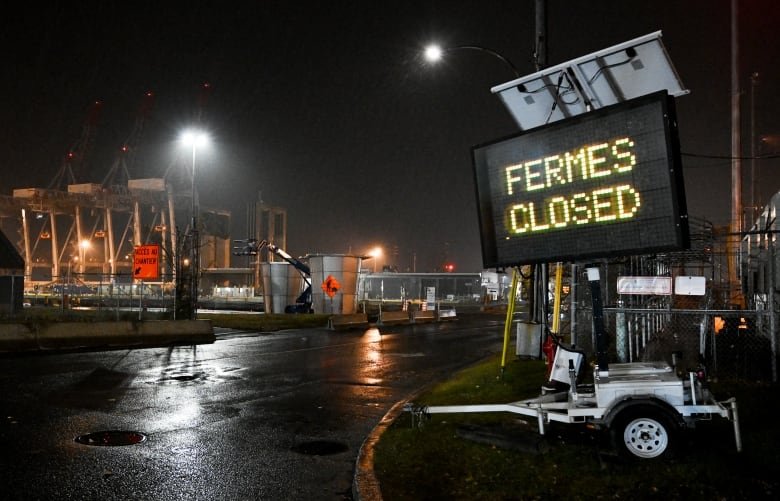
top-left (404, 403), bottom-right (430, 429)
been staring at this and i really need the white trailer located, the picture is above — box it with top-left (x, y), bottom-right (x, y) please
top-left (407, 356), bottom-right (741, 459)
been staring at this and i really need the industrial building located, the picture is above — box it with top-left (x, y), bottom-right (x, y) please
top-left (0, 228), bottom-right (24, 314)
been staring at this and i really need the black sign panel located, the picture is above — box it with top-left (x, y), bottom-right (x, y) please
top-left (472, 91), bottom-right (688, 267)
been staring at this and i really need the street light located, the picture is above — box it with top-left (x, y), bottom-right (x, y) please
top-left (423, 43), bottom-right (522, 78)
top-left (78, 239), bottom-right (91, 279)
top-left (180, 128), bottom-right (210, 319)
top-left (760, 134), bottom-right (780, 154)
top-left (62, 255), bottom-right (79, 311)
top-left (180, 129), bottom-right (210, 219)
top-left (757, 134), bottom-right (780, 208)
top-left (368, 246), bottom-right (383, 273)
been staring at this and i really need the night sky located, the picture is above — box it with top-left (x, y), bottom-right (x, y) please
top-left (2, 1), bottom-right (779, 272)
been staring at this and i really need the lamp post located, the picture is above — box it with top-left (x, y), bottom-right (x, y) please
top-left (369, 246), bottom-right (383, 273)
top-left (62, 255), bottom-right (77, 311)
top-left (78, 239), bottom-right (91, 280)
top-left (423, 44), bottom-right (522, 78)
top-left (758, 134), bottom-right (780, 207)
top-left (750, 72), bottom-right (759, 219)
top-left (422, 39), bottom-right (548, 326)
top-left (180, 129), bottom-right (210, 319)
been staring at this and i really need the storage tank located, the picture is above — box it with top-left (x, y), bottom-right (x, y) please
top-left (307, 254), bottom-right (362, 314)
top-left (260, 262), bottom-right (304, 314)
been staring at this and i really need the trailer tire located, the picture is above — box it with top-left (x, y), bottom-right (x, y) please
top-left (611, 405), bottom-right (678, 460)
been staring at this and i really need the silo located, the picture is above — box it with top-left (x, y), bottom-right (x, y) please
top-left (307, 254), bottom-right (362, 314)
top-left (260, 262), bottom-right (304, 313)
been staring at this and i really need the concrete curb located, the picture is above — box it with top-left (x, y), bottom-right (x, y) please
top-left (352, 353), bottom-right (502, 500)
top-left (0, 320), bottom-right (215, 352)
top-left (353, 379), bottom-right (457, 501)
top-left (352, 397), bottom-right (410, 501)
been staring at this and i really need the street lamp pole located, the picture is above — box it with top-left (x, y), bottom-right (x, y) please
top-left (181, 129), bottom-right (209, 320)
top-left (190, 142), bottom-right (199, 320)
top-left (750, 72), bottom-right (759, 221)
top-left (422, 24), bottom-right (553, 328)
top-left (369, 246), bottom-right (383, 273)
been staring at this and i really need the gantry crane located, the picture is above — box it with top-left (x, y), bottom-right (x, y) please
top-left (17, 99), bottom-right (103, 282)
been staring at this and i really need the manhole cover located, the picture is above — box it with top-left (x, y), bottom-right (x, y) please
top-left (291, 440), bottom-right (348, 456)
top-left (157, 372), bottom-right (204, 383)
top-left (75, 430), bottom-right (147, 447)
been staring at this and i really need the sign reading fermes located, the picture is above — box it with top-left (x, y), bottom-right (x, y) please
top-left (133, 244), bottom-right (160, 280)
top-left (472, 91), bottom-right (689, 267)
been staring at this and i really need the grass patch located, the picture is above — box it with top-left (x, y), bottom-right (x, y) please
top-left (374, 354), bottom-right (780, 500)
top-left (199, 312), bottom-right (330, 331)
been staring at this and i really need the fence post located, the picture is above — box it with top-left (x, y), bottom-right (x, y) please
top-left (138, 280), bottom-right (144, 321)
top-left (570, 264), bottom-right (578, 347)
top-left (615, 300), bottom-right (628, 362)
top-left (10, 274), bottom-right (15, 316)
top-left (770, 236), bottom-right (777, 382)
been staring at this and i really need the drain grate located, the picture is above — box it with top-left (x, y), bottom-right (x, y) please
top-left (75, 430), bottom-right (147, 447)
top-left (291, 440), bottom-right (348, 456)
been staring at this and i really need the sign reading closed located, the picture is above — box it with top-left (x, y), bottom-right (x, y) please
top-left (472, 91), bottom-right (689, 267)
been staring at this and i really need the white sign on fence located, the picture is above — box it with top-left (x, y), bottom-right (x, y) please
top-left (426, 287), bottom-right (436, 310)
top-left (617, 276), bottom-right (672, 295)
top-left (674, 276), bottom-right (706, 296)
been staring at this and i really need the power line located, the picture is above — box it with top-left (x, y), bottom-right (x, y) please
top-left (682, 152), bottom-right (780, 160)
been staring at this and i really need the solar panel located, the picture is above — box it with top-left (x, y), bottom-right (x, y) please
top-left (491, 31), bottom-right (688, 130)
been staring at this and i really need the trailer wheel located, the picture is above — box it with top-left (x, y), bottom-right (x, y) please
top-left (612, 405), bottom-right (677, 459)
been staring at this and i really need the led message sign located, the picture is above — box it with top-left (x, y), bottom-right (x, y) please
top-left (472, 91), bottom-right (688, 267)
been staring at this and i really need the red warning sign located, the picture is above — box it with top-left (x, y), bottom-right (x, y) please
top-left (321, 274), bottom-right (341, 298)
top-left (133, 244), bottom-right (160, 280)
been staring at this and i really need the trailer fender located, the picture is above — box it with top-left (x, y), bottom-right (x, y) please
top-left (602, 397), bottom-right (684, 429)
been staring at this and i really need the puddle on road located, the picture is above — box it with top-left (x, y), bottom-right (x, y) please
top-left (159, 372), bottom-right (204, 383)
top-left (328, 377), bottom-right (384, 387)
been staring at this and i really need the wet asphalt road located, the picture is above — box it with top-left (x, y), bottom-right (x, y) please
top-left (0, 314), bottom-right (504, 500)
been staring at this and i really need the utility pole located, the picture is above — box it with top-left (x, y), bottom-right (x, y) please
top-left (730, 0), bottom-right (744, 307)
top-left (532, 0), bottom-right (548, 332)
top-left (533, 0), bottom-right (547, 71)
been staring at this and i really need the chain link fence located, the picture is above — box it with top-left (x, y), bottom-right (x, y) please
top-left (569, 306), bottom-right (777, 382)
top-left (20, 273), bottom-right (178, 321)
